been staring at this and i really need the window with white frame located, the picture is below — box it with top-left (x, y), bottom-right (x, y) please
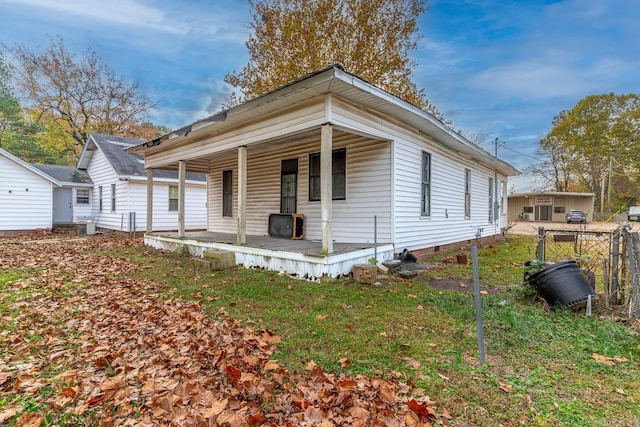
top-left (110, 184), bottom-right (116, 212)
top-left (488, 177), bottom-right (494, 223)
top-left (222, 170), bottom-right (233, 217)
top-left (421, 151), bottom-right (431, 216)
top-left (168, 186), bottom-right (178, 212)
top-left (464, 169), bottom-right (471, 218)
top-left (308, 148), bottom-right (346, 201)
top-left (76, 188), bottom-right (90, 204)
top-left (98, 186), bottom-right (103, 212)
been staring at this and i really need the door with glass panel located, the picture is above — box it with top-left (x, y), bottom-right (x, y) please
top-left (281, 158), bottom-right (298, 214)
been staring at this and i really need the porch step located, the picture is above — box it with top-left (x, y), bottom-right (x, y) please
top-left (197, 250), bottom-right (236, 271)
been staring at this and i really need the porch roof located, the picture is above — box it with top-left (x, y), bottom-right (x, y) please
top-left (127, 66), bottom-right (518, 177)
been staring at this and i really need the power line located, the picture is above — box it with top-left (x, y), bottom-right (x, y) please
top-left (497, 143), bottom-right (539, 162)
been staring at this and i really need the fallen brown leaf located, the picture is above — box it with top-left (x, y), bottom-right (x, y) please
top-left (499, 383), bottom-right (513, 393)
top-left (0, 235), bottom-right (450, 426)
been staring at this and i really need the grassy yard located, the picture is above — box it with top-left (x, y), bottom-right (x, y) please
top-left (1, 233), bottom-right (639, 425)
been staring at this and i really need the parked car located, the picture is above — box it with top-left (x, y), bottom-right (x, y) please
top-left (566, 210), bottom-right (587, 224)
top-left (627, 206), bottom-right (640, 222)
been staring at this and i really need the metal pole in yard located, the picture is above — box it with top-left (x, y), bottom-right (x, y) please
top-left (472, 242), bottom-right (486, 365)
top-left (537, 227), bottom-right (545, 262)
top-left (374, 215), bottom-right (377, 263)
top-left (494, 138), bottom-right (500, 229)
top-left (628, 239), bottom-right (636, 318)
top-left (603, 258), bottom-right (610, 309)
top-left (631, 233), bottom-right (640, 318)
top-left (611, 228), bottom-right (620, 304)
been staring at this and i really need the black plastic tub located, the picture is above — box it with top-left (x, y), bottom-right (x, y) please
top-left (526, 260), bottom-right (597, 309)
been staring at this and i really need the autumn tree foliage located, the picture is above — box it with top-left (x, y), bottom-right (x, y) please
top-left (0, 54), bottom-right (23, 148)
top-left (225, 0), bottom-right (444, 120)
top-left (0, 54), bottom-right (64, 163)
top-left (6, 36), bottom-right (158, 162)
top-left (533, 93), bottom-right (640, 210)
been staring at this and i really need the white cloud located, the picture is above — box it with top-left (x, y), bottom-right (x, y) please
top-left (470, 58), bottom-right (622, 100)
top-left (0, 0), bottom-right (189, 34)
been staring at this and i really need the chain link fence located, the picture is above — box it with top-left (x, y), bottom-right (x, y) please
top-left (533, 225), bottom-right (640, 319)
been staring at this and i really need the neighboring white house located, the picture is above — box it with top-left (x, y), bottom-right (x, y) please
top-left (0, 148), bottom-right (61, 232)
top-left (77, 133), bottom-right (207, 232)
top-left (130, 66), bottom-right (519, 267)
top-left (31, 164), bottom-right (93, 225)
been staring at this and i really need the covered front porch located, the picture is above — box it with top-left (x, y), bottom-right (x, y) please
top-left (145, 231), bottom-right (394, 280)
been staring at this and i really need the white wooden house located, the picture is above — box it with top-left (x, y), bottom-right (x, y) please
top-left (30, 164), bottom-right (93, 225)
top-left (0, 148), bottom-right (61, 232)
top-left (77, 133), bottom-right (207, 233)
top-left (0, 148), bottom-right (92, 231)
top-left (129, 66), bottom-right (518, 278)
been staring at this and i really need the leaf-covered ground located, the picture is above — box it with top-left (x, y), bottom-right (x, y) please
top-left (0, 235), bottom-right (447, 426)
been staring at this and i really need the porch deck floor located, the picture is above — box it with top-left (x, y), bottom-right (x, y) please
top-left (149, 231), bottom-right (388, 257)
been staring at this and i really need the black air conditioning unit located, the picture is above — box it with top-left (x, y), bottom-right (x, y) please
top-left (268, 214), bottom-right (304, 239)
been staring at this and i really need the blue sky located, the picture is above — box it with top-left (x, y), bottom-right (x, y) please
top-left (1, 0), bottom-right (638, 190)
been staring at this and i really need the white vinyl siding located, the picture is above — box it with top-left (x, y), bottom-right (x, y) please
top-left (207, 132), bottom-right (392, 244)
top-left (87, 147), bottom-right (121, 230)
top-left (73, 187), bottom-right (93, 222)
top-left (126, 182), bottom-right (207, 232)
top-left (86, 143), bottom-right (206, 232)
top-left (393, 137), bottom-right (505, 252)
top-left (0, 154), bottom-right (54, 230)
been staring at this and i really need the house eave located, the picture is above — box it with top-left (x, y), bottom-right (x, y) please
top-left (120, 175), bottom-right (206, 185)
top-left (128, 65), bottom-right (519, 177)
top-left (509, 192), bottom-right (596, 198)
top-left (60, 181), bottom-right (93, 188)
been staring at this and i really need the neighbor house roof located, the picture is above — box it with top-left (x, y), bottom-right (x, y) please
top-left (508, 192), bottom-right (595, 198)
top-left (0, 147), bottom-right (62, 187)
top-left (31, 164), bottom-right (93, 187)
top-left (78, 133), bottom-right (206, 182)
top-left (128, 65), bottom-right (519, 177)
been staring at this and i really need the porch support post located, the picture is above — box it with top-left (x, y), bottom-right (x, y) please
top-left (237, 146), bottom-right (247, 245)
top-left (321, 123), bottom-right (333, 255)
top-left (178, 160), bottom-right (186, 238)
top-left (146, 168), bottom-right (153, 233)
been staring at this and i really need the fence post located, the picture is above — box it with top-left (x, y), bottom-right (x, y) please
top-left (631, 232), bottom-right (640, 318)
top-left (611, 228), bottom-right (620, 304)
top-left (373, 215), bottom-right (377, 263)
top-left (537, 226), bottom-right (545, 262)
top-left (472, 242), bottom-right (485, 365)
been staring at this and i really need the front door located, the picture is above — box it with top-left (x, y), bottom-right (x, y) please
top-left (536, 205), bottom-right (551, 221)
top-left (281, 159), bottom-right (298, 214)
top-left (53, 188), bottom-right (73, 224)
